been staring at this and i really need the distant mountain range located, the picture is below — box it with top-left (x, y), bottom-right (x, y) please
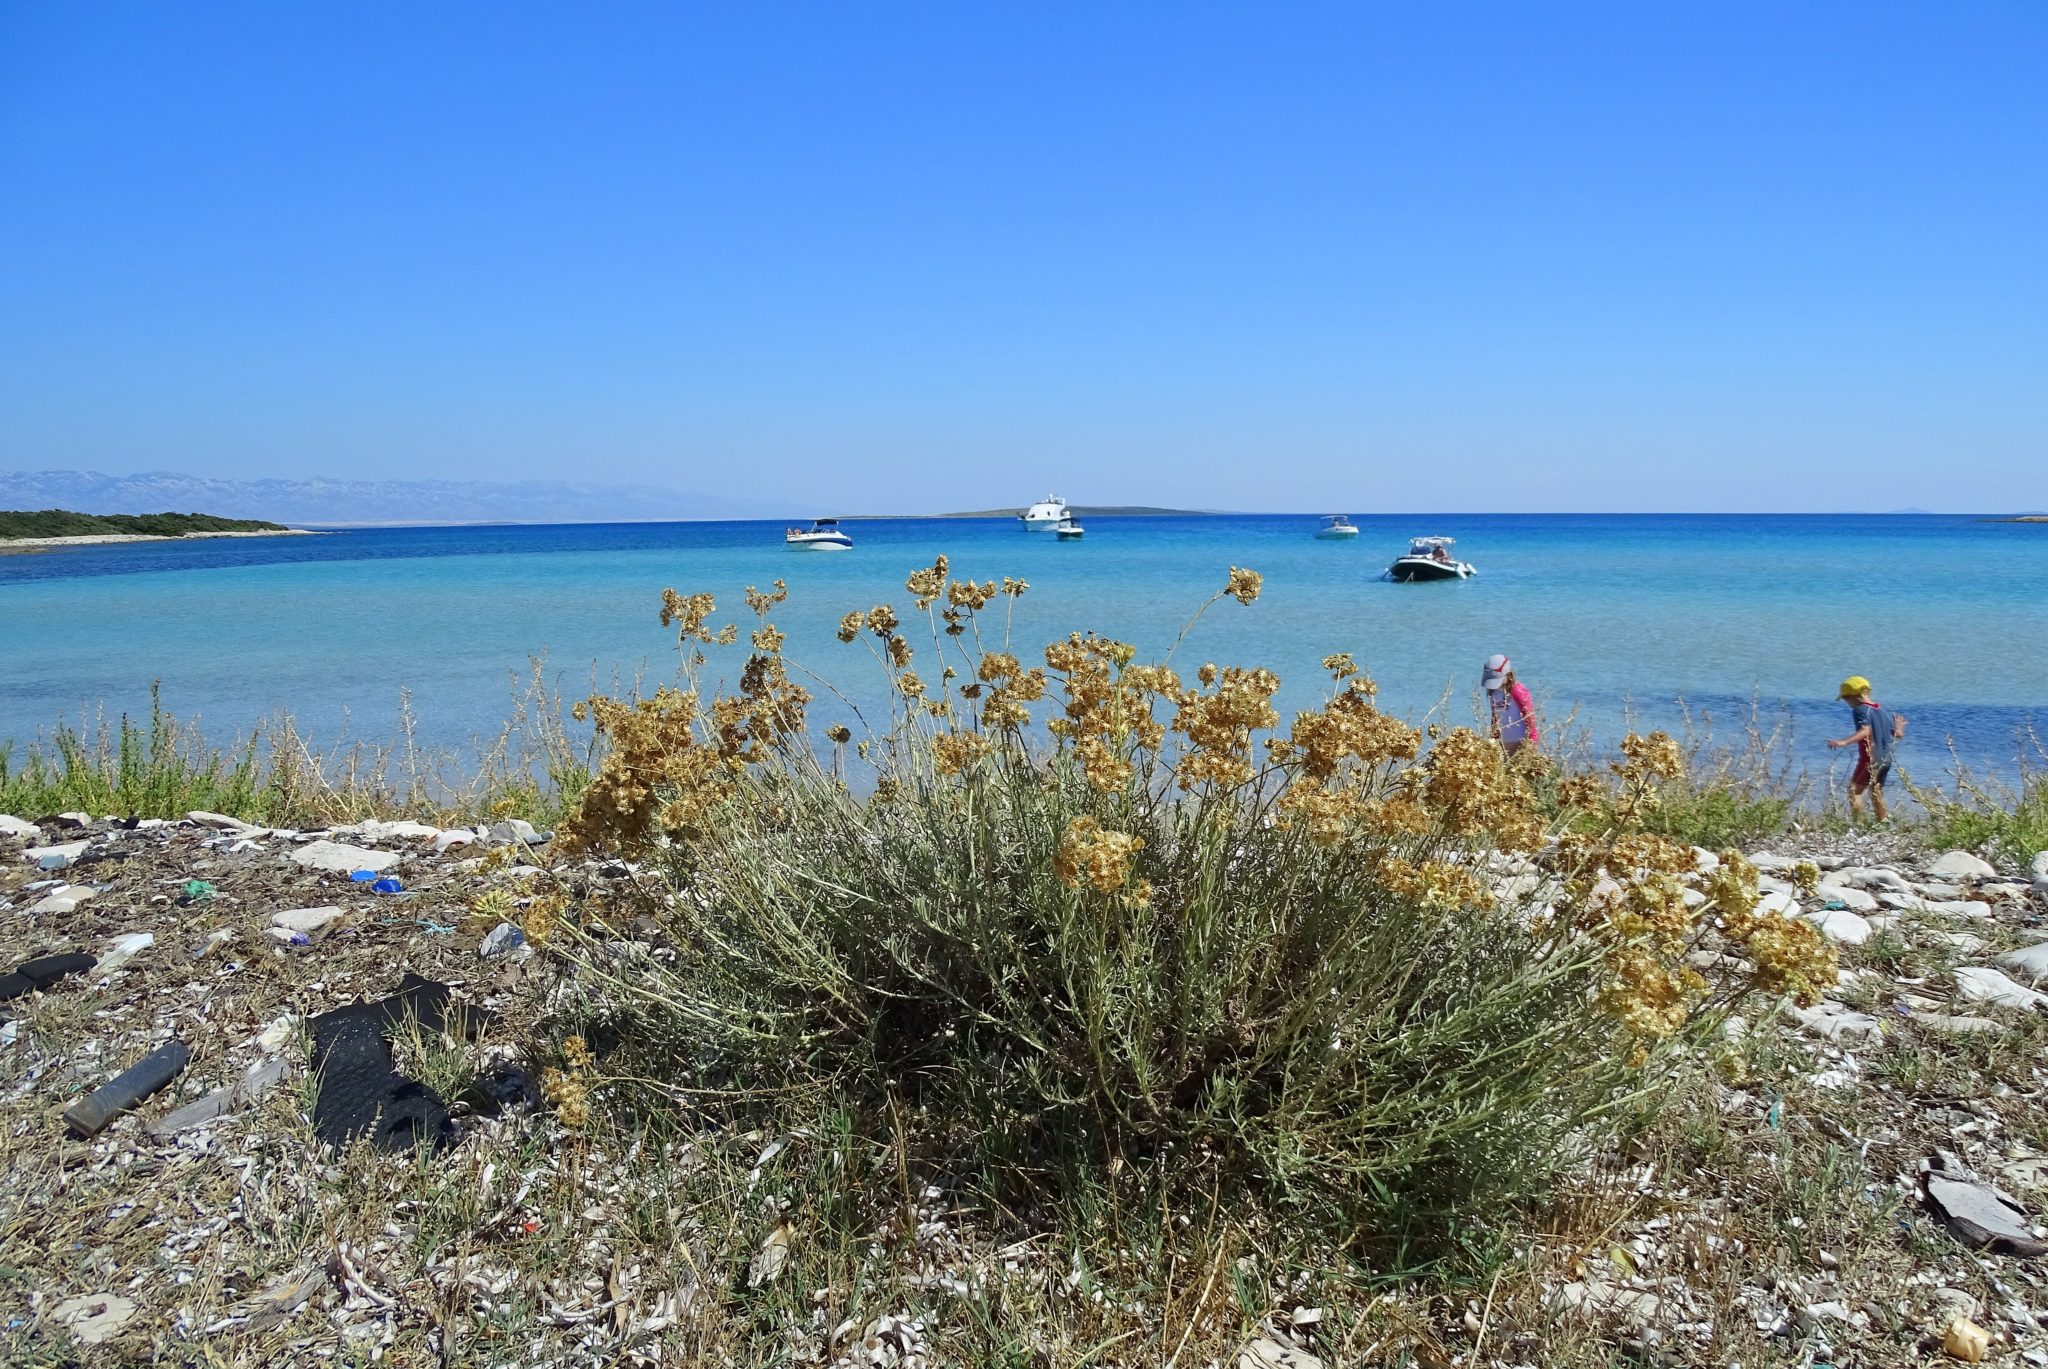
top-left (0, 470), bottom-right (776, 525)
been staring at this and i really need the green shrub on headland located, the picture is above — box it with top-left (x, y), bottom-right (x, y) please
top-left (0, 507), bottom-right (286, 539)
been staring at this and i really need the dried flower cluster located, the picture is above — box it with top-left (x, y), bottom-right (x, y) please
top-left (1054, 815), bottom-right (1146, 896)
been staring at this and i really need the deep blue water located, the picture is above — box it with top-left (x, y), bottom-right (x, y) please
top-left (3, 514), bottom-right (2044, 789)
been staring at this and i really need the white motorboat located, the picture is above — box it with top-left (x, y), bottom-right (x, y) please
top-left (785, 518), bottom-right (853, 552)
top-left (1019, 494), bottom-right (1070, 532)
top-left (1315, 515), bottom-right (1360, 539)
top-left (1054, 516), bottom-right (1085, 541)
top-left (1386, 536), bottom-right (1474, 581)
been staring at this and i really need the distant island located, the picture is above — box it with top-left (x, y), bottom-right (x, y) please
top-left (0, 508), bottom-right (313, 551)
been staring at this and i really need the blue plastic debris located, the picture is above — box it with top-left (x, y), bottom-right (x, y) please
top-left (371, 877), bottom-right (404, 895)
top-left (348, 869), bottom-right (379, 882)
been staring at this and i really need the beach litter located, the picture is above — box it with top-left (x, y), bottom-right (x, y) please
top-left (0, 950), bottom-right (96, 1001)
top-left (479, 921), bottom-right (525, 957)
top-left (308, 973), bottom-right (490, 1152)
top-left (151, 1055), bottom-right (294, 1136)
top-left (371, 876), bottom-right (404, 894)
top-left (98, 931), bottom-right (155, 973)
top-left (62, 1038), bottom-right (191, 1137)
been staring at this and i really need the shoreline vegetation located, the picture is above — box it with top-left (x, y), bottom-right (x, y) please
top-left (0, 508), bottom-right (313, 551)
top-left (5, 563), bottom-right (2047, 1365)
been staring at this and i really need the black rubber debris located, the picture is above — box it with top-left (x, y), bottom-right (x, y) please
top-left (0, 951), bottom-right (98, 1002)
top-left (459, 1062), bottom-right (541, 1117)
top-left (19, 952), bottom-right (97, 988)
top-left (308, 973), bottom-right (493, 1153)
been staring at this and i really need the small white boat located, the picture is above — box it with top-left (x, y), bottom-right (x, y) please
top-left (1019, 494), bottom-right (1070, 532)
top-left (1387, 536), bottom-right (1474, 581)
top-left (1315, 515), bottom-right (1360, 539)
top-left (1054, 516), bottom-right (1085, 541)
top-left (785, 518), bottom-right (853, 552)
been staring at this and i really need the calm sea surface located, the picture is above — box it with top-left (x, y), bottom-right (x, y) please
top-left (3, 514), bottom-right (2044, 789)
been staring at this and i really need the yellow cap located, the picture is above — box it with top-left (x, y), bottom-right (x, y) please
top-left (1839, 675), bottom-right (1870, 699)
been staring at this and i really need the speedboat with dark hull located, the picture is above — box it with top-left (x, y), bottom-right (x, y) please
top-left (1386, 536), bottom-right (1474, 581)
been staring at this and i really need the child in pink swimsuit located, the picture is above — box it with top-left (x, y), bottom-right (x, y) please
top-left (1482, 654), bottom-right (1540, 754)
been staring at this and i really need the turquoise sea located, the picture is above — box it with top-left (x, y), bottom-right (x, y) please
top-left (3, 514), bottom-right (2044, 791)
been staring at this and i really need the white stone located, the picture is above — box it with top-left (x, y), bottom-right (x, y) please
top-left (1781, 999), bottom-right (1884, 1042)
top-left (1918, 929), bottom-right (1986, 954)
top-left (1692, 847), bottom-right (1720, 874)
top-left (1815, 882), bottom-right (1879, 913)
top-left (289, 840), bottom-right (397, 873)
top-left (1928, 900), bottom-right (1994, 921)
top-left (1756, 890), bottom-right (1801, 918)
top-left (1917, 881), bottom-right (1968, 900)
top-left (1799, 907), bottom-right (1873, 945)
top-left (1879, 890), bottom-right (1938, 914)
top-left (2031, 850), bottom-right (2048, 894)
top-left (1750, 852), bottom-right (1796, 873)
top-left (1955, 966), bottom-right (2048, 1012)
top-left (1912, 1011), bottom-right (2005, 1037)
top-left (1929, 850), bottom-right (1997, 881)
top-left (23, 840), bottom-right (88, 865)
top-left (1841, 866), bottom-right (1914, 893)
top-left (1997, 942), bottom-right (2048, 985)
top-left (49, 1293), bottom-right (138, 1346)
top-left (270, 906), bottom-right (345, 940)
top-left (486, 818), bottom-right (540, 845)
top-left (432, 829), bottom-right (477, 854)
top-left (28, 884), bottom-right (100, 915)
top-left (0, 815), bottom-right (40, 839)
top-left (187, 810), bottom-right (261, 832)
top-left (340, 818), bottom-right (442, 843)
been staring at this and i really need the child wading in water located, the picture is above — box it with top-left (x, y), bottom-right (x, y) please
top-left (1828, 675), bottom-right (1907, 822)
top-left (1482, 654), bottom-right (1540, 755)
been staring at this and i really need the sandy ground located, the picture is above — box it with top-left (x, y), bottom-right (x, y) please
top-left (0, 528), bottom-right (323, 550)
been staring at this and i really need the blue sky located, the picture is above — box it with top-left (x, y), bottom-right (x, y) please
top-left (1, 3), bottom-right (2042, 513)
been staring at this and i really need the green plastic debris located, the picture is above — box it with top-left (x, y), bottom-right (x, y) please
top-left (182, 880), bottom-right (215, 903)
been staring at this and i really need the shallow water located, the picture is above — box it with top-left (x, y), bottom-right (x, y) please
top-left (3, 513), bottom-right (2043, 788)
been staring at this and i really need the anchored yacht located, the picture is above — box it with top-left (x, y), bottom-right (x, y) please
top-left (1386, 536), bottom-right (1475, 581)
top-left (785, 519), bottom-right (853, 552)
top-left (1315, 515), bottom-right (1360, 539)
top-left (1019, 495), bottom-right (1070, 532)
top-left (1054, 516), bottom-right (1085, 541)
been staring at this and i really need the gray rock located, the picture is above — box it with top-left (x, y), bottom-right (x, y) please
top-left (1929, 850), bottom-right (1998, 881)
top-left (288, 840), bottom-right (398, 873)
top-left (1925, 1172), bottom-right (2048, 1257)
top-left (1998, 942), bottom-right (2048, 985)
top-left (1956, 966), bottom-right (2048, 1012)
